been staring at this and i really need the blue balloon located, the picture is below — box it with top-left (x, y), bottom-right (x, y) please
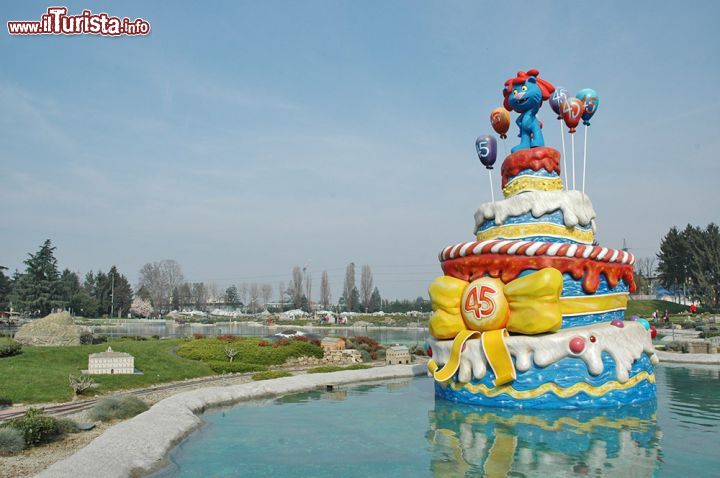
top-left (475, 135), bottom-right (497, 169)
top-left (549, 87), bottom-right (569, 119)
top-left (576, 88), bottom-right (599, 126)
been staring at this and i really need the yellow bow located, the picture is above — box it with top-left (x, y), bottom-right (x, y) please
top-left (429, 268), bottom-right (563, 339)
top-left (427, 268), bottom-right (563, 386)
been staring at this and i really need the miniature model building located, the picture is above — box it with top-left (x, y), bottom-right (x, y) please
top-left (320, 337), bottom-right (346, 351)
top-left (87, 346), bottom-right (134, 374)
top-left (386, 345), bottom-right (411, 365)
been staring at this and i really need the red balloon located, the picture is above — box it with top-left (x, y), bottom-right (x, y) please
top-left (561, 98), bottom-right (584, 133)
top-left (490, 107), bottom-right (510, 139)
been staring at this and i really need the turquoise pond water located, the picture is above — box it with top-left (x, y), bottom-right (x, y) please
top-left (150, 365), bottom-right (720, 477)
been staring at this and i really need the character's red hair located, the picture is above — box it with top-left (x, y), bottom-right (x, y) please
top-left (502, 69), bottom-right (555, 111)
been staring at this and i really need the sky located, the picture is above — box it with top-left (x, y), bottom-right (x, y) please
top-left (1, 1), bottom-right (719, 301)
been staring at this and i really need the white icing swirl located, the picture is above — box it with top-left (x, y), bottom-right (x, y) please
top-left (429, 322), bottom-right (658, 384)
top-left (474, 190), bottom-right (597, 233)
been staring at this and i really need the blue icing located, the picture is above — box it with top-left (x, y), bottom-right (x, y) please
top-left (562, 272), bottom-right (629, 297)
top-left (562, 310), bottom-right (625, 328)
top-left (506, 167), bottom-right (558, 179)
top-left (435, 352), bottom-right (656, 409)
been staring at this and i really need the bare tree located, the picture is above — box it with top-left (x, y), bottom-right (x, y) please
top-left (360, 264), bottom-right (374, 312)
top-left (290, 266), bottom-right (304, 308)
top-left (249, 283), bottom-right (260, 313)
top-left (192, 283), bottom-right (208, 310)
top-left (635, 257), bottom-right (657, 295)
top-left (260, 283), bottom-right (273, 308)
top-left (320, 271), bottom-right (331, 309)
top-left (224, 346), bottom-right (238, 362)
top-left (69, 374), bottom-right (96, 395)
top-left (206, 282), bottom-right (220, 303)
top-left (305, 272), bottom-right (312, 304)
top-left (278, 281), bottom-right (285, 309)
top-left (343, 263), bottom-right (355, 311)
top-left (239, 283), bottom-right (248, 307)
top-left (138, 260), bottom-right (184, 311)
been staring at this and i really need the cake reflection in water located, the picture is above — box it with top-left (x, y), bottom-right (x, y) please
top-left (427, 399), bottom-right (661, 477)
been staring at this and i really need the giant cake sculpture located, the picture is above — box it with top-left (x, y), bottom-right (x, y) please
top-left (426, 70), bottom-right (658, 409)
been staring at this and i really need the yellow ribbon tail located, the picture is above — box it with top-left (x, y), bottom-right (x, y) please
top-left (432, 330), bottom-right (480, 382)
top-left (427, 359), bottom-right (438, 375)
top-left (481, 329), bottom-right (516, 386)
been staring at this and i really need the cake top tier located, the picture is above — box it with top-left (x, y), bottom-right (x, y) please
top-left (501, 147), bottom-right (562, 198)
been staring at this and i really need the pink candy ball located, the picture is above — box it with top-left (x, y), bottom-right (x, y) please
top-left (569, 336), bottom-right (586, 354)
top-left (610, 319), bottom-right (624, 328)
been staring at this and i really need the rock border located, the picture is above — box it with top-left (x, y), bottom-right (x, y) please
top-left (36, 364), bottom-right (427, 478)
top-left (656, 350), bottom-right (720, 365)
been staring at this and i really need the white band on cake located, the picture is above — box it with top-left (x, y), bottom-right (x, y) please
top-left (474, 190), bottom-right (597, 232)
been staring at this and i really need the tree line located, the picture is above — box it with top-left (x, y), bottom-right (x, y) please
top-left (657, 223), bottom-right (720, 309)
top-left (0, 241), bottom-right (430, 318)
top-left (0, 240), bottom-right (133, 317)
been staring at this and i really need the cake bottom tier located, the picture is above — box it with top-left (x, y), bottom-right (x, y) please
top-left (435, 352), bottom-right (656, 409)
top-left (428, 322), bottom-right (658, 409)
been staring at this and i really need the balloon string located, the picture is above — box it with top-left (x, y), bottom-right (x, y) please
top-left (502, 139), bottom-right (508, 159)
top-left (559, 121), bottom-right (568, 190)
top-left (488, 169), bottom-right (495, 203)
top-left (582, 126), bottom-right (588, 194)
top-left (571, 133), bottom-right (576, 190)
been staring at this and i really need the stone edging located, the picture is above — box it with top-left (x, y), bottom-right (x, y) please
top-left (36, 364), bottom-right (427, 478)
top-left (656, 350), bottom-right (720, 365)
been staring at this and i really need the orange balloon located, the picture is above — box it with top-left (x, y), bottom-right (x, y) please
top-left (490, 107), bottom-right (511, 139)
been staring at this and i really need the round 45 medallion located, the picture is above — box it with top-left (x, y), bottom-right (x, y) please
top-left (460, 277), bottom-right (509, 331)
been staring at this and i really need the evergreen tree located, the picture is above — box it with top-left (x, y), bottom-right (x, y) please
top-left (0, 266), bottom-right (11, 311)
top-left (10, 240), bottom-right (63, 315)
top-left (224, 285), bottom-right (239, 305)
top-left (109, 266), bottom-right (133, 317)
top-left (685, 223), bottom-right (720, 308)
top-left (369, 287), bottom-right (382, 312)
top-left (657, 226), bottom-right (690, 301)
top-left (350, 286), bottom-right (361, 312)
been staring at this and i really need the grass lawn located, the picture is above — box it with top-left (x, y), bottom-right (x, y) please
top-left (0, 339), bottom-right (214, 404)
top-left (625, 299), bottom-right (688, 318)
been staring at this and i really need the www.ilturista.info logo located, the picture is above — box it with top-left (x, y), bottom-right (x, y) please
top-left (7, 7), bottom-right (150, 36)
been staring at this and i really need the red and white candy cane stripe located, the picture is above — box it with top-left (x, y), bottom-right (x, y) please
top-left (439, 240), bottom-right (636, 265)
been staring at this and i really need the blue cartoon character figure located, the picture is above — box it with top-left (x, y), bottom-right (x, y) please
top-left (503, 69), bottom-right (555, 153)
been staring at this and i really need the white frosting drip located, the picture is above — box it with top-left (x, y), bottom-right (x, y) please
top-left (429, 322), bottom-right (658, 384)
top-left (474, 190), bottom-right (597, 233)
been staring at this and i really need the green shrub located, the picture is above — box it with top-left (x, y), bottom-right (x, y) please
top-left (307, 364), bottom-right (372, 374)
top-left (206, 361), bottom-right (267, 374)
top-left (0, 397), bottom-right (12, 408)
top-left (345, 364), bottom-right (372, 370)
top-left (251, 371), bottom-right (293, 381)
top-left (0, 427), bottom-right (25, 455)
top-left (8, 408), bottom-right (62, 446)
top-left (89, 395), bottom-right (149, 422)
top-left (0, 342), bottom-right (22, 358)
top-left (176, 338), bottom-right (323, 367)
top-left (57, 418), bottom-right (79, 434)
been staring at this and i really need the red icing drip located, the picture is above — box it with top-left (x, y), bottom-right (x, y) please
top-left (500, 147), bottom-right (561, 187)
top-left (440, 254), bottom-right (637, 294)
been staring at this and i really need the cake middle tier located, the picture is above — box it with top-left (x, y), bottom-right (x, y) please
top-left (439, 239), bottom-right (636, 328)
top-left (475, 190), bottom-right (596, 244)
